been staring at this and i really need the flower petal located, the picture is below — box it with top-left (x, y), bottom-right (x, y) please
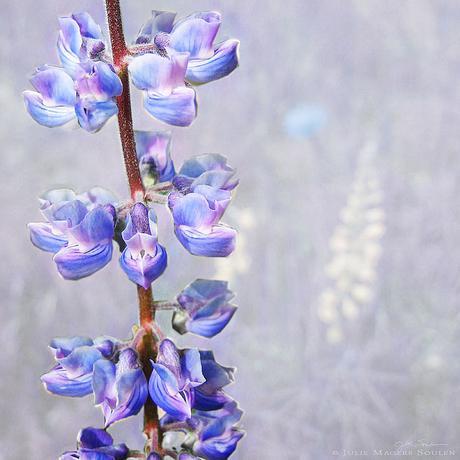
top-left (28, 222), bottom-right (68, 253)
top-left (50, 336), bottom-right (94, 359)
top-left (77, 62), bottom-right (122, 100)
top-left (57, 17), bottom-right (83, 73)
top-left (53, 242), bottom-right (113, 280)
top-left (172, 193), bottom-right (216, 229)
top-left (23, 91), bottom-right (76, 128)
top-left (72, 12), bottom-right (103, 39)
top-left (178, 306), bottom-right (237, 338)
top-left (78, 427), bottom-right (113, 449)
top-left (170, 12), bottom-right (221, 60)
top-left (186, 39), bottom-right (240, 85)
top-left (30, 66), bottom-right (77, 106)
top-left (59, 346), bottom-right (103, 379)
top-left (175, 224), bottom-right (236, 257)
top-left (144, 86), bottom-right (197, 127)
top-left (149, 362), bottom-right (192, 420)
top-left (136, 10), bottom-right (176, 42)
top-left (92, 359), bottom-right (117, 406)
top-left (41, 364), bottom-right (93, 397)
top-left (68, 207), bottom-right (114, 248)
top-left (119, 243), bottom-right (167, 289)
top-left (75, 99), bottom-right (118, 133)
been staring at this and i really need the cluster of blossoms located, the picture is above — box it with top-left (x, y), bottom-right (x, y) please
top-left (24, 10), bottom-right (238, 130)
top-left (26, 5), bottom-right (243, 460)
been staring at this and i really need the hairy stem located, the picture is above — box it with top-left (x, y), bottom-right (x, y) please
top-left (105, 0), bottom-right (144, 198)
top-left (105, 0), bottom-right (162, 452)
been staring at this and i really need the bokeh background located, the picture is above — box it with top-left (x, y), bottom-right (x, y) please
top-left (2, 0), bottom-right (460, 459)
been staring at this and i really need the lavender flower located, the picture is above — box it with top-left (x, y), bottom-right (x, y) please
top-left (149, 339), bottom-right (205, 420)
top-left (172, 154), bottom-right (239, 193)
top-left (59, 427), bottom-right (129, 460)
top-left (128, 51), bottom-right (197, 127)
top-left (135, 10), bottom-right (240, 85)
top-left (189, 402), bottom-right (244, 460)
top-left (173, 279), bottom-right (237, 338)
top-left (28, 188), bottom-right (116, 280)
top-left (135, 130), bottom-right (176, 186)
top-left (41, 335), bottom-right (119, 397)
top-left (93, 347), bottom-right (148, 427)
top-left (24, 12), bottom-right (122, 133)
top-left (119, 203), bottom-right (167, 289)
top-left (57, 12), bottom-right (106, 76)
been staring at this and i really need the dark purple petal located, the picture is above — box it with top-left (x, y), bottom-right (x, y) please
top-left (58, 346), bottom-right (103, 379)
top-left (78, 427), bottom-right (113, 449)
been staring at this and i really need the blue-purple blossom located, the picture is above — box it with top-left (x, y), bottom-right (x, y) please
top-left (57, 12), bottom-right (106, 77)
top-left (24, 12), bottom-right (122, 133)
top-left (119, 203), bottom-right (167, 289)
top-left (193, 351), bottom-right (235, 412)
top-left (28, 188), bottom-right (116, 280)
top-left (93, 347), bottom-right (148, 427)
top-left (41, 336), bottom-right (119, 397)
top-left (189, 402), bottom-right (244, 460)
top-left (128, 51), bottom-right (197, 127)
top-left (168, 154), bottom-right (238, 257)
top-left (135, 10), bottom-right (240, 85)
top-left (135, 130), bottom-right (176, 186)
top-left (149, 339), bottom-right (205, 420)
top-left (59, 427), bottom-right (129, 460)
top-left (173, 154), bottom-right (238, 193)
top-left (173, 279), bottom-right (237, 338)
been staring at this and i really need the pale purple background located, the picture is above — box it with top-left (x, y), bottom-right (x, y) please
top-left (2, 1), bottom-right (460, 459)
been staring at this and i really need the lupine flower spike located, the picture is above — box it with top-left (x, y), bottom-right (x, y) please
top-left (26, 2), bottom-right (243, 458)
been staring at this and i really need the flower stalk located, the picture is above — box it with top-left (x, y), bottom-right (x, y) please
top-left (105, 0), bottom-right (162, 452)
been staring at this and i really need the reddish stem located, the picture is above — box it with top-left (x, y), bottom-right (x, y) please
top-left (105, 0), bottom-right (162, 453)
top-left (105, 0), bottom-right (144, 198)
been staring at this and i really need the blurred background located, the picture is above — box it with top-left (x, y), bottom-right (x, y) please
top-left (2, 0), bottom-right (460, 458)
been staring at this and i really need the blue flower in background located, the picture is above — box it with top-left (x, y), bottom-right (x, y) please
top-left (283, 104), bottom-right (327, 139)
top-left (119, 203), bottom-right (167, 289)
top-left (135, 10), bottom-right (239, 85)
top-left (24, 12), bottom-right (122, 133)
top-left (188, 402), bottom-right (244, 460)
top-left (128, 51), bottom-right (197, 127)
top-left (135, 130), bottom-right (176, 186)
top-left (149, 339), bottom-right (205, 420)
top-left (28, 188), bottom-right (116, 280)
top-left (93, 347), bottom-right (148, 427)
top-left (59, 427), bottom-right (129, 460)
top-left (173, 279), bottom-right (237, 338)
top-left (41, 336), bottom-right (119, 397)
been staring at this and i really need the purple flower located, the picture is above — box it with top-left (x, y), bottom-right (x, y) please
top-left (59, 427), bottom-right (129, 460)
top-left (28, 188), bottom-right (116, 280)
top-left (149, 339), bottom-right (205, 420)
top-left (135, 131), bottom-right (176, 186)
top-left (128, 51), bottom-right (197, 127)
top-left (193, 351), bottom-right (235, 412)
top-left (173, 279), bottom-right (237, 338)
top-left (119, 203), bottom-right (167, 289)
top-left (135, 10), bottom-right (240, 85)
top-left (169, 191), bottom-right (236, 258)
top-left (24, 12), bottom-right (122, 133)
top-left (189, 402), bottom-right (244, 460)
top-left (24, 61), bottom-right (122, 133)
top-left (173, 154), bottom-right (238, 193)
top-left (57, 12), bottom-right (106, 77)
top-left (92, 347), bottom-right (148, 427)
top-left (41, 336), bottom-right (119, 397)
